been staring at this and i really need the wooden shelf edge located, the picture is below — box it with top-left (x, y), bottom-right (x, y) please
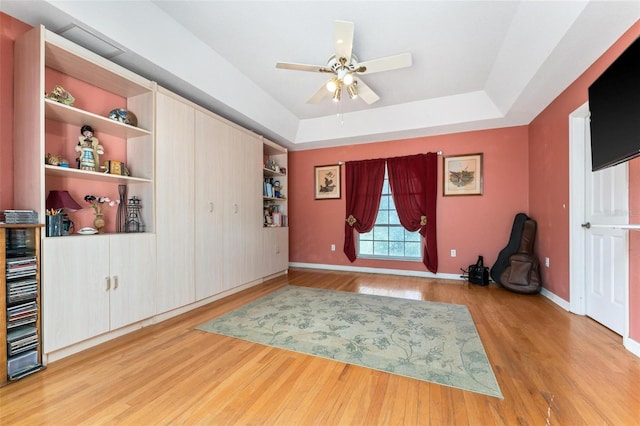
top-left (45, 99), bottom-right (152, 138)
top-left (263, 168), bottom-right (286, 177)
top-left (45, 165), bottom-right (152, 183)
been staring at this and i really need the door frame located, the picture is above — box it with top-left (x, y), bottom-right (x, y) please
top-left (569, 102), bottom-right (589, 315)
top-left (569, 101), bottom-right (629, 339)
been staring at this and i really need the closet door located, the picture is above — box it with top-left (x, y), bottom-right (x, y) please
top-left (155, 90), bottom-right (195, 313)
top-left (194, 111), bottom-right (225, 300)
top-left (222, 126), bottom-right (246, 290)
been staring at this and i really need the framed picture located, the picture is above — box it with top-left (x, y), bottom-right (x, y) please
top-left (443, 153), bottom-right (483, 196)
top-left (315, 164), bottom-right (341, 199)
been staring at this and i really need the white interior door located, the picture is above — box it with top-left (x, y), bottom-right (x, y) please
top-left (570, 102), bottom-right (628, 336)
top-left (584, 155), bottom-right (628, 334)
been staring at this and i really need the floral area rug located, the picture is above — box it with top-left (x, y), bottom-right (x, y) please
top-left (197, 285), bottom-right (502, 398)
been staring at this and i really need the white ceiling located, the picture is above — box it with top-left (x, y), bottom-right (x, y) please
top-left (2, 1), bottom-right (639, 151)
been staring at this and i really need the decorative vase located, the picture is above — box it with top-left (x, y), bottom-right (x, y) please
top-left (116, 185), bottom-right (127, 233)
top-left (94, 213), bottom-right (105, 233)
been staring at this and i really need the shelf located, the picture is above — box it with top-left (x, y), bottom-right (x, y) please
top-left (263, 196), bottom-right (287, 202)
top-left (263, 168), bottom-right (286, 177)
top-left (45, 165), bottom-right (151, 183)
top-left (45, 99), bottom-right (151, 138)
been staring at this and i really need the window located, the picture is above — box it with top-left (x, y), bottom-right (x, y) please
top-left (358, 168), bottom-right (421, 260)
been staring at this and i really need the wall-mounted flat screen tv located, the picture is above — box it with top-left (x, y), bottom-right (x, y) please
top-left (588, 36), bottom-right (640, 172)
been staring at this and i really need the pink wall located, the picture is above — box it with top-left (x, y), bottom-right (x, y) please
top-left (289, 126), bottom-right (530, 274)
top-left (0, 13), bottom-right (31, 209)
top-left (529, 20), bottom-right (640, 338)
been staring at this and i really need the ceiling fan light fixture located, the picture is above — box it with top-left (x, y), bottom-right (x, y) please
top-left (332, 86), bottom-right (342, 102)
top-left (343, 72), bottom-right (354, 86)
top-left (326, 78), bottom-right (339, 92)
top-left (346, 83), bottom-right (358, 99)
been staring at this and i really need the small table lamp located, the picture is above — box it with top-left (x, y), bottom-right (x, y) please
top-left (46, 190), bottom-right (82, 235)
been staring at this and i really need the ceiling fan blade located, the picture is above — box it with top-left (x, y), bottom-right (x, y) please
top-left (357, 53), bottom-right (412, 74)
top-left (334, 21), bottom-right (354, 61)
top-left (355, 79), bottom-right (380, 105)
top-left (276, 62), bottom-right (333, 73)
top-left (307, 82), bottom-right (329, 104)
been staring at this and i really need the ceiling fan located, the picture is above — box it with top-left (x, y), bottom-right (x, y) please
top-left (276, 20), bottom-right (412, 105)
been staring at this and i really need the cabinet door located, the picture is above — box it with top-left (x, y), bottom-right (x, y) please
top-left (263, 227), bottom-right (289, 277)
top-left (109, 234), bottom-right (156, 329)
top-left (155, 91), bottom-right (195, 313)
top-left (222, 127), bottom-right (263, 289)
top-left (222, 126), bottom-right (245, 290)
top-left (194, 111), bottom-right (225, 300)
top-left (43, 237), bottom-right (110, 353)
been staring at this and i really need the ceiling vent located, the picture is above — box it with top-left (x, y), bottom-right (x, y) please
top-left (57, 24), bottom-right (126, 59)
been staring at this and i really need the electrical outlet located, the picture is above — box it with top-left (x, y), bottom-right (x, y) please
top-left (450, 249), bottom-right (457, 257)
top-left (331, 244), bottom-right (336, 252)
top-left (545, 257), bottom-right (550, 268)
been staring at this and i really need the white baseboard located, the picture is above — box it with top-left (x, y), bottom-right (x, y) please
top-left (289, 262), bottom-right (464, 281)
top-left (539, 286), bottom-right (640, 359)
top-left (624, 336), bottom-right (640, 357)
top-left (539, 287), bottom-right (571, 311)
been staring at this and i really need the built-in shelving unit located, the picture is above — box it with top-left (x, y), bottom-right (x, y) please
top-left (13, 24), bottom-right (155, 235)
top-left (262, 139), bottom-right (289, 276)
top-left (11, 24), bottom-right (289, 363)
top-left (263, 139), bottom-right (288, 228)
top-left (13, 25), bottom-right (157, 363)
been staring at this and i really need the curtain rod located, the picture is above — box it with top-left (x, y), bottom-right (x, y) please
top-left (337, 151), bottom-right (443, 165)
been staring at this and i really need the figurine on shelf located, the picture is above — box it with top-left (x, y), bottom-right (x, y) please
top-left (45, 85), bottom-right (75, 106)
top-left (76, 125), bottom-right (104, 171)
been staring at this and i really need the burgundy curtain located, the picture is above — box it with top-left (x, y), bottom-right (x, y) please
top-left (387, 152), bottom-right (438, 273)
top-left (344, 158), bottom-right (386, 262)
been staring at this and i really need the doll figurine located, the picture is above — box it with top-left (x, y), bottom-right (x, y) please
top-left (76, 125), bottom-right (104, 171)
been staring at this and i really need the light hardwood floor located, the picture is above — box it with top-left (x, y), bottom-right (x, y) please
top-left (2, 268), bottom-right (640, 425)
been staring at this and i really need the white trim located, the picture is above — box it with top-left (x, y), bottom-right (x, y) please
top-left (289, 262), bottom-right (463, 281)
top-left (540, 287), bottom-right (570, 311)
top-left (624, 336), bottom-right (640, 358)
top-left (569, 101), bottom-right (630, 341)
top-left (569, 102), bottom-right (589, 315)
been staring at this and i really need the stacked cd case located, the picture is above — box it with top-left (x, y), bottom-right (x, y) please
top-left (7, 326), bottom-right (39, 356)
top-left (3, 224), bottom-right (43, 382)
top-left (0, 210), bottom-right (38, 224)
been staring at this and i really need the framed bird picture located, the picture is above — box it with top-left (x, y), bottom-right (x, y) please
top-left (315, 164), bottom-right (341, 199)
top-left (443, 153), bottom-right (483, 196)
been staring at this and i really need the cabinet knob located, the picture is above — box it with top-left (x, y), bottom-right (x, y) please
top-left (105, 276), bottom-right (111, 291)
top-left (113, 275), bottom-right (119, 289)
top-left (209, 202), bottom-right (214, 213)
